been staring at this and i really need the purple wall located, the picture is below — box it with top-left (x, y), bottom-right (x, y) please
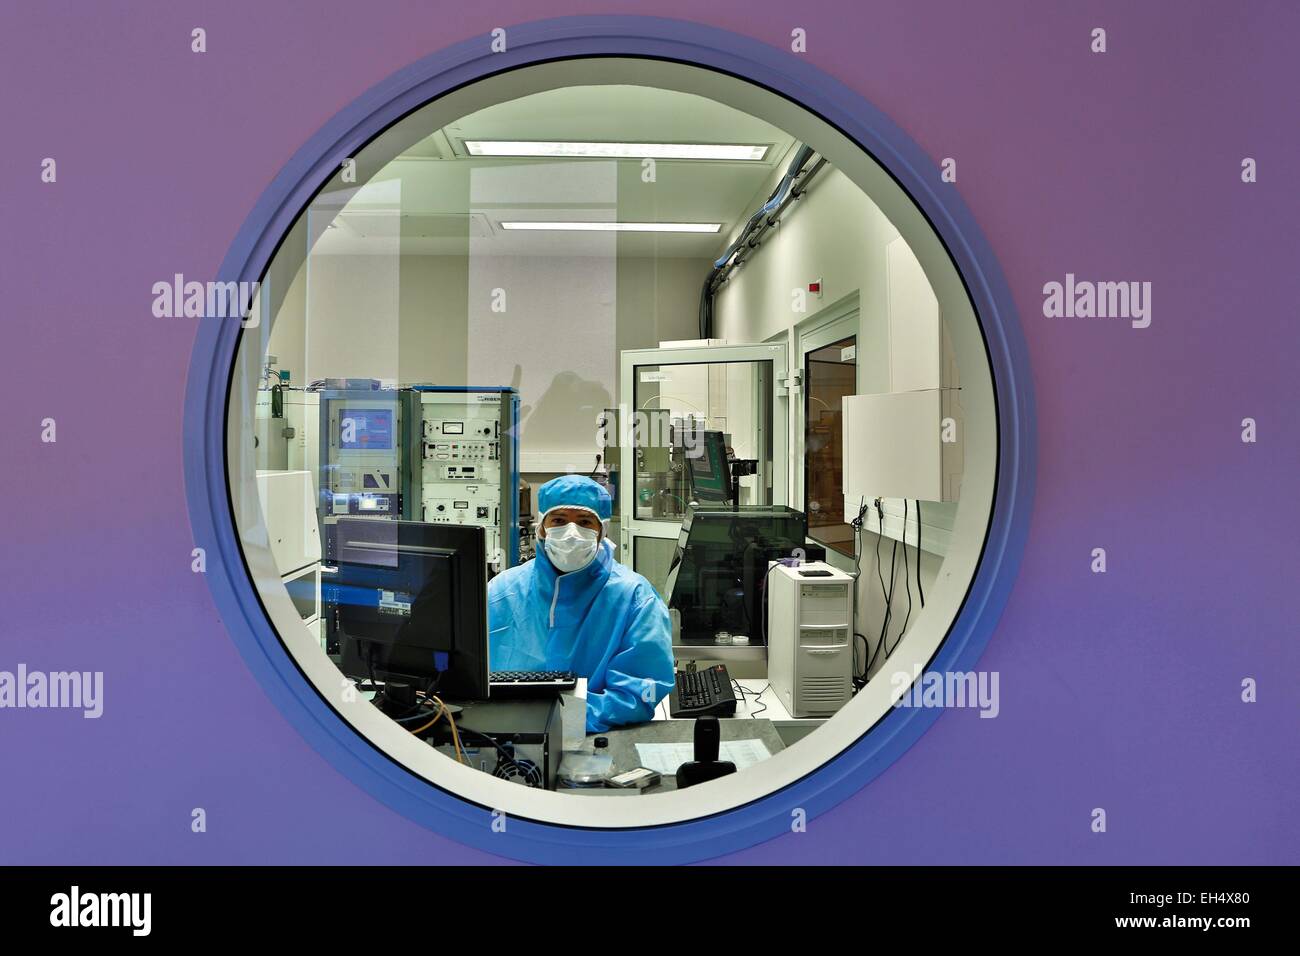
top-left (0, 0), bottom-right (1295, 864)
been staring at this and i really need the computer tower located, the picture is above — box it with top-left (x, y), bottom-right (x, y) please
top-left (428, 697), bottom-right (562, 789)
top-left (767, 562), bottom-right (854, 717)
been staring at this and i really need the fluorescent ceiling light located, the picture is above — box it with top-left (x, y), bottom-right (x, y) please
top-left (500, 221), bottom-right (722, 233)
top-left (465, 140), bottom-right (769, 161)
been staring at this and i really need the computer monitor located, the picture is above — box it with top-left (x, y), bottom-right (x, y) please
top-left (333, 517), bottom-right (489, 700)
top-left (664, 505), bottom-right (824, 648)
top-left (685, 430), bottom-right (732, 503)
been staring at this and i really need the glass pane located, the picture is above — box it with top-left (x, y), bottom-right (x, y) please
top-left (665, 505), bottom-right (808, 648)
top-left (221, 64), bottom-right (992, 823)
top-left (805, 336), bottom-right (856, 555)
top-left (631, 360), bottom-right (772, 521)
top-left (632, 535), bottom-right (678, 600)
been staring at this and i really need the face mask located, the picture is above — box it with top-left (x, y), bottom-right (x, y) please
top-left (543, 522), bottom-right (600, 573)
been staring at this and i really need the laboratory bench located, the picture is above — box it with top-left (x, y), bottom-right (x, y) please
top-left (412, 681), bottom-right (828, 796)
top-left (653, 677), bottom-right (827, 746)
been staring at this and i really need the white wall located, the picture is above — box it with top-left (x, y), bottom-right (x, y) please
top-left (713, 166), bottom-right (952, 400)
top-left (261, 217), bottom-right (308, 384)
top-left (307, 254), bottom-right (401, 382)
top-left (714, 169), bottom-right (898, 387)
top-left (266, 252), bottom-right (464, 388)
top-left (711, 165), bottom-right (962, 678)
top-left (266, 252), bottom-right (708, 474)
top-left (856, 531), bottom-right (943, 680)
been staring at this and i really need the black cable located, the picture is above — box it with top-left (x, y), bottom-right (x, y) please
top-left (848, 497), bottom-right (870, 684)
top-left (894, 500), bottom-right (913, 654)
top-left (853, 632), bottom-right (871, 688)
top-left (697, 273), bottom-right (714, 340)
top-left (427, 717), bottom-right (528, 777)
top-left (363, 644), bottom-right (386, 709)
top-left (730, 678), bottom-right (752, 715)
top-left (879, 544), bottom-right (897, 660)
top-left (879, 533), bottom-right (900, 661)
top-left (358, 648), bottom-right (431, 721)
top-left (878, 504), bottom-right (898, 652)
top-left (451, 726), bottom-right (519, 766)
top-left (850, 496), bottom-right (868, 579)
top-left (865, 630), bottom-right (884, 676)
top-left (738, 681), bottom-right (770, 717)
top-left (395, 703), bottom-right (442, 724)
top-left (698, 146), bottom-right (815, 338)
top-left (915, 500), bottom-right (926, 607)
top-left (865, 544), bottom-right (894, 675)
top-left (758, 556), bottom-right (789, 644)
top-left (865, 501), bottom-right (890, 674)
top-left (388, 697), bottom-right (427, 721)
top-left (451, 727), bottom-right (542, 786)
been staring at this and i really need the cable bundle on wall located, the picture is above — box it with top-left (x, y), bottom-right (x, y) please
top-left (697, 144), bottom-right (821, 339)
top-left (851, 497), bottom-right (927, 688)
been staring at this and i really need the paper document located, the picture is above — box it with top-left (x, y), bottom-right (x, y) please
top-left (634, 739), bottom-right (772, 776)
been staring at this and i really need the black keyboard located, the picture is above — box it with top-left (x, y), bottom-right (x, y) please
top-left (489, 670), bottom-right (578, 698)
top-left (669, 664), bottom-right (737, 718)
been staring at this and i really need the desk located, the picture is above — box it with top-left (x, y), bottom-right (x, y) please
top-left (379, 677), bottom-right (828, 794)
top-left (558, 716), bottom-right (787, 795)
top-left (652, 677), bottom-right (828, 746)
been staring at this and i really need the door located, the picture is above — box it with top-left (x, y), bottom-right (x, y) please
top-left (796, 307), bottom-right (860, 565)
top-left (617, 342), bottom-right (790, 598)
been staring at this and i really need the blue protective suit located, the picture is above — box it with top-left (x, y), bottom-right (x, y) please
top-left (487, 478), bottom-right (674, 732)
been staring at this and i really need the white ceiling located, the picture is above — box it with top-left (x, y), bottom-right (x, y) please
top-left (311, 85), bottom-right (800, 259)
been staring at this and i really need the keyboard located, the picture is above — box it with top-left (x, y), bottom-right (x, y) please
top-left (669, 664), bottom-right (737, 718)
top-left (489, 670), bottom-right (578, 698)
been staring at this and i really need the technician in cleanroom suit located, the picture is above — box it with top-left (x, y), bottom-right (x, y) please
top-left (488, 475), bottom-right (675, 733)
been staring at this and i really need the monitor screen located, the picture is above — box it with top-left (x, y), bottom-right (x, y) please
top-left (334, 519), bottom-right (489, 700)
top-left (339, 407), bottom-right (394, 450)
top-left (666, 505), bottom-right (816, 647)
top-left (685, 430), bottom-right (731, 502)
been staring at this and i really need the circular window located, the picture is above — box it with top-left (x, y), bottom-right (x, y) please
top-left (186, 18), bottom-right (1033, 863)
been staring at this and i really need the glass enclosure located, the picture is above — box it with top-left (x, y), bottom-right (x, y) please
top-left (664, 505), bottom-right (809, 649)
top-left (629, 359), bottom-right (774, 521)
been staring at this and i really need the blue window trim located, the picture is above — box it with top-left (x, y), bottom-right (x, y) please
top-left (184, 15), bottom-right (1035, 864)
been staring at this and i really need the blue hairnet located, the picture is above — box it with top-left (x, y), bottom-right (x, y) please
top-left (537, 474), bottom-right (612, 522)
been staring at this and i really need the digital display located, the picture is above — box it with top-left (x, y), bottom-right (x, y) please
top-left (339, 407), bottom-right (394, 450)
top-left (442, 422), bottom-right (464, 435)
top-left (686, 431), bottom-right (731, 501)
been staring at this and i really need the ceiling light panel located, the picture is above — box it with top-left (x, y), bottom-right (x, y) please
top-left (499, 221), bottom-right (722, 233)
top-left (465, 141), bottom-right (769, 161)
